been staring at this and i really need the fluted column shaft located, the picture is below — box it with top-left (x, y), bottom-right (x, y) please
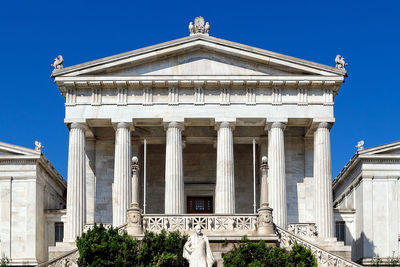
top-left (113, 122), bottom-right (132, 226)
top-left (267, 122), bottom-right (287, 228)
top-left (215, 122), bottom-right (235, 214)
top-left (314, 122), bottom-right (334, 238)
top-left (65, 122), bottom-right (86, 242)
top-left (164, 122), bottom-right (184, 214)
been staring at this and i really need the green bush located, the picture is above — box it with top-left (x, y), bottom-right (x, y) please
top-left (76, 224), bottom-right (139, 267)
top-left (222, 238), bottom-right (317, 267)
top-left (0, 254), bottom-right (10, 267)
top-left (76, 224), bottom-right (188, 267)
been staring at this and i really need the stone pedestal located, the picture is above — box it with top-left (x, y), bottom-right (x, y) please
top-left (64, 122), bottom-right (86, 242)
top-left (267, 121), bottom-right (287, 228)
top-left (258, 205), bottom-right (274, 235)
top-left (113, 122), bottom-right (132, 227)
top-left (164, 121), bottom-right (185, 214)
top-left (314, 122), bottom-right (334, 238)
top-left (215, 121), bottom-right (235, 214)
top-left (127, 207), bottom-right (143, 236)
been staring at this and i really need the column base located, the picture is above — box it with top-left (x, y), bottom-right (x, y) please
top-left (257, 205), bottom-right (275, 235)
top-left (126, 206), bottom-right (143, 236)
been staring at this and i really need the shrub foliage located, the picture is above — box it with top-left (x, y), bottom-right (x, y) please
top-left (76, 224), bottom-right (188, 267)
top-left (77, 224), bottom-right (316, 267)
top-left (222, 238), bottom-right (317, 267)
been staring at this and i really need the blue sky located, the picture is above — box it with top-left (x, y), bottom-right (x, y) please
top-left (0, 0), bottom-right (399, 179)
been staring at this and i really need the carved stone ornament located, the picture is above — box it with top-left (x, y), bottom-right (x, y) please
top-left (335, 54), bottom-right (348, 70)
top-left (48, 249), bottom-right (79, 267)
top-left (189, 16), bottom-right (210, 36)
top-left (52, 55), bottom-right (64, 70)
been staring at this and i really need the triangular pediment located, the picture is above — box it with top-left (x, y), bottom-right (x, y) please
top-left (0, 142), bottom-right (40, 157)
top-left (97, 49), bottom-right (298, 76)
top-left (52, 35), bottom-right (346, 78)
top-left (359, 141), bottom-right (400, 155)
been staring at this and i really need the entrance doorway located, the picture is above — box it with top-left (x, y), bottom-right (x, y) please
top-left (187, 196), bottom-right (213, 214)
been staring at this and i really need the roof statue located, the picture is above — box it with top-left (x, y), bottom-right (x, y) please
top-left (335, 54), bottom-right (347, 70)
top-left (34, 141), bottom-right (43, 152)
top-left (189, 16), bottom-right (210, 36)
top-left (51, 55), bottom-right (64, 70)
top-left (356, 140), bottom-right (364, 151)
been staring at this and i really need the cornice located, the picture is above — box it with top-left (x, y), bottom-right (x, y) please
top-left (55, 77), bottom-right (343, 92)
top-left (38, 155), bottom-right (67, 190)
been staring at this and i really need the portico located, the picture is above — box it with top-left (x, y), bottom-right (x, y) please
top-left (52, 17), bottom-right (346, 243)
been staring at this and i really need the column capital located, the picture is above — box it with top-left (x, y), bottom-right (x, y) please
top-left (70, 122), bottom-right (86, 130)
top-left (265, 121), bottom-right (286, 131)
top-left (163, 121), bottom-right (184, 131)
top-left (113, 122), bottom-right (134, 131)
top-left (215, 121), bottom-right (235, 131)
top-left (315, 121), bottom-right (333, 130)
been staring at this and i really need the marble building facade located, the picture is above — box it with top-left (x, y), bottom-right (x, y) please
top-left (0, 142), bottom-right (66, 265)
top-left (50, 17), bottom-right (347, 247)
top-left (333, 141), bottom-right (400, 264)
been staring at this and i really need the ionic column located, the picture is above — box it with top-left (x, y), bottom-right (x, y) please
top-left (65, 122), bottom-right (86, 242)
top-left (215, 121), bottom-right (235, 214)
top-left (314, 122), bottom-right (334, 238)
top-left (164, 121), bottom-right (185, 214)
top-left (113, 122), bottom-right (132, 227)
top-left (267, 121), bottom-right (287, 228)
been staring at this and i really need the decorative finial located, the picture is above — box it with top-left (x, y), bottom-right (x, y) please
top-left (132, 156), bottom-right (138, 164)
top-left (356, 140), bottom-right (364, 151)
top-left (51, 55), bottom-right (64, 70)
top-left (335, 54), bottom-right (348, 70)
top-left (262, 156), bottom-right (268, 164)
top-left (189, 16), bottom-right (210, 36)
top-left (35, 141), bottom-right (43, 152)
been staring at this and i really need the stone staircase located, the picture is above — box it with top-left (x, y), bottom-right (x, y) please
top-left (39, 222), bottom-right (361, 267)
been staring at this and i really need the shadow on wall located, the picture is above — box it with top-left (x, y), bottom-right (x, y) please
top-left (353, 231), bottom-right (376, 263)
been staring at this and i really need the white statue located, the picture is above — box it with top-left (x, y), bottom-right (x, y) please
top-left (189, 22), bottom-right (194, 35)
top-left (35, 141), bottom-right (43, 152)
top-left (356, 140), bottom-right (364, 151)
top-left (183, 225), bottom-right (215, 267)
top-left (335, 54), bottom-right (347, 70)
top-left (205, 22), bottom-right (210, 34)
top-left (52, 55), bottom-right (64, 70)
top-left (188, 17), bottom-right (210, 35)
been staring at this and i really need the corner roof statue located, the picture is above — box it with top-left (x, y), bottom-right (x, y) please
top-left (335, 54), bottom-right (348, 70)
top-left (51, 55), bottom-right (64, 70)
top-left (34, 140), bottom-right (43, 152)
top-left (189, 16), bottom-right (210, 36)
top-left (356, 140), bottom-right (365, 151)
